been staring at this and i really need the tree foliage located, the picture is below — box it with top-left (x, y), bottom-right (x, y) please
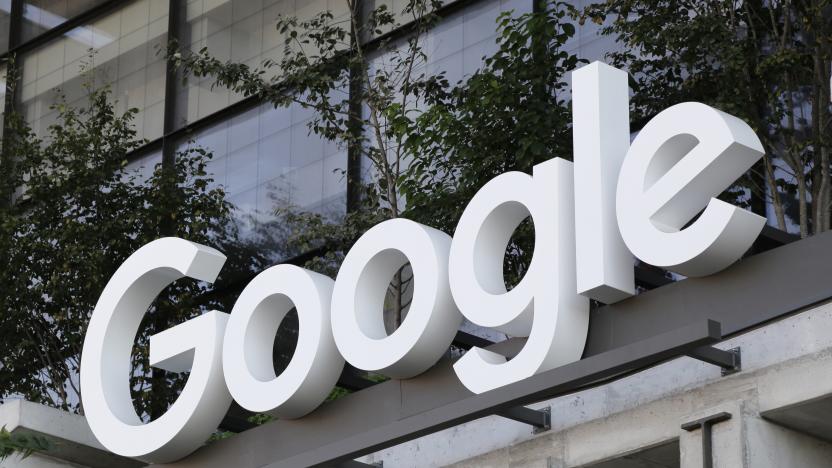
top-left (402, 2), bottom-right (582, 286)
top-left (0, 80), bottom-right (254, 417)
top-left (171, 0), bottom-right (445, 329)
top-left (171, 0), bottom-right (582, 308)
top-left (584, 0), bottom-right (832, 237)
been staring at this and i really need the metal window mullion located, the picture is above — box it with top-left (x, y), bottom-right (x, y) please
top-left (121, 0), bottom-right (495, 169)
top-left (4, 0), bottom-right (23, 114)
top-left (8, 0), bottom-right (23, 50)
top-left (161, 0), bottom-right (185, 169)
top-left (0, 0), bottom-right (126, 62)
top-left (156, 0), bottom-right (186, 238)
top-left (1, 0), bottom-right (24, 206)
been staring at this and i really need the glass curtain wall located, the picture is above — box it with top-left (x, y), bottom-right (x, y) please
top-left (19, 0), bottom-right (168, 140)
top-left (124, 149), bottom-right (162, 185)
top-left (363, 0), bottom-right (531, 183)
top-left (20, 0), bottom-right (113, 42)
top-left (5, 0), bottom-right (559, 264)
top-left (177, 101), bottom-right (347, 255)
top-left (178, 0), bottom-right (349, 126)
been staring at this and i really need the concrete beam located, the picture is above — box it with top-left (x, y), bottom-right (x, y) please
top-left (0, 400), bottom-right (141, 468)
top-left (157, 231), bottom-right (832, 467)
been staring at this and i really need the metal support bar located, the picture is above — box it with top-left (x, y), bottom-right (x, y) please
top-left (687, 346), bottom-right (741, 376)
top-left (220, 365), bottom-right (378, 433)
top-left (161, 319), bottom-right (724, 468)
top-left (333, 460), bottom-right (381, 468)
top-left (497, 406), bottom-right (551, 432)
top-left (453, 331), bottom-right (495, 350)
top-left (681, 412), bottom-right (732, 468)
top-left (338, 365), bottom-right (378, 391)
top-left (635, 264), bottom-right (674, 289)
top-left (155, 234), bottom-right (832, 468)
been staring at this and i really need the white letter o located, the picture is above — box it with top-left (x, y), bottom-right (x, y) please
top-left (222, 265), bottom-right (343, 418)
top-left (331, 218), bottom-right (462, 379)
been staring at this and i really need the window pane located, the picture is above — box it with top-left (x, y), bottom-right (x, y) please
top-left (177, 0), bottom-right (349, 127)
top-left (363, 0), bottom-right (472, 38)
top-left (124, 150), bottom-right (161, 185)
top-left (362, 0), bottom-right (530, 183)
top-left (428, 0), bottom-right (530, 81)
top-left (178, 101), bottom-right (347, 260)
top-left (21, 0), bottom-right (115, 43)
top-left (19, 0), bottom-right (169, 141)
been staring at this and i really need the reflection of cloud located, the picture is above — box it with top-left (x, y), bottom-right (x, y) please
top-left (63, 25), bottom-right (113, 49)
top-left (0, 0), bottom-right (113, 48)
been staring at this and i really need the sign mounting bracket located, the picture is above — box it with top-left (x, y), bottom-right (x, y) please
top-left (686, 346), bottom-right (741, 376)
top-left (497, 405), bottom-right (551, 432)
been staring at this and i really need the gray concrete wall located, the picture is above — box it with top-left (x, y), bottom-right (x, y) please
top-left (358, 300), bottom-right (832, 467)
top-left (0, 400), bottom-right (139, 468)
top-left (7, 294), bottom-right (832, 467)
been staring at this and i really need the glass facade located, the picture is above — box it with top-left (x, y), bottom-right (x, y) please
top-left (362, 0), bottom-right (531, 183)
top-left (178, 0), bottom-right (349, 126)
top-left (177, 101), bottom-right (347, 242)
top-left (1, 0), bottom-right (610, 261)
top-left (425, 0), bottom-right (530, 84)
top-left (18, 0), bottom-right (168, 140)
top-left (21, 0), bottom-right (113, 42)
top-left (365, 0), bottom-right (466, 37)
top-left (123, 149), bottom-right (162, 185)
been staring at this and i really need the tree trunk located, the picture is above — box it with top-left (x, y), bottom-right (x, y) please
top-left (765, 156), bottom-right (787, 230)
top-left (798, 172), bottom-right (809, 237)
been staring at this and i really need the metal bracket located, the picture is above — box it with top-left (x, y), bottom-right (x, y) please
top-left (334, 460), bottom-right (382, 467)
top-left (687, 346), bottom-right (741, 376)
top-left (682, 412), bottom-right (732, 468)
top-left (497, 406), bottom-right (551, 433)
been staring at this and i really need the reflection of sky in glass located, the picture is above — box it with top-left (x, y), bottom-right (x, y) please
top-left (19, 0), bottom-right (169, 142)
top-left (0, 0), bottom-right (114, 48)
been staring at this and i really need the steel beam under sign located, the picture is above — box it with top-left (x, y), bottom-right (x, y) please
top-left (154, 231), bottom-right (832, 468)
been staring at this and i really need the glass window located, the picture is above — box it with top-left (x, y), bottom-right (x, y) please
top-left (177, 0), bottom-right (349, 127)
top-left (362, 0), bottom-right (530, 183)
top-left (425, 0), bottom-right (530, 83)
top-left (178, 101), bottom-right (347, 259)
top-left (124, 149), bottom-right (162, 185)
top-left (19, 0), bottom-right (169, 141)
top-left (363, 0), bottom-right (475, 38)
top-left (21, 0), bottom-right (117, 43)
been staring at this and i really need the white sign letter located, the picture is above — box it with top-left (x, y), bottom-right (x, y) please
top-left (616, 102), bottom-right (766, 276)
top-left (449, 158), bottom-right (589, 394)
top-left (572, 62), bottom-right (635, 303)
top-left (331, 218), bottom-right (462, 379)
top-left (80, 238), bottom-right (231, 463)
top-left (223, 265), bottom-right (343, 418)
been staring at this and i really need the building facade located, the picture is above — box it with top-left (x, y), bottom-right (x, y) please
top-left (0, 0), bottom-right (615, 249)
top-left (2, 1), bottom-right (832, 468)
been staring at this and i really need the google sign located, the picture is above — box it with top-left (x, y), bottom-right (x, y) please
top-left (79, 62), bottom-right (766, 463)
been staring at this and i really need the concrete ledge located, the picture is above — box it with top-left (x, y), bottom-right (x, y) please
top-left (0, 400), bottom-right (142, 468)
top-left (358, 300), bottom-right (832, 467)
